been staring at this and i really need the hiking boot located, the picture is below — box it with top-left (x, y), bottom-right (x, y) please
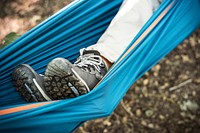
top-left (12, 64), bottom-right (52, 102)
top-left (44, 49), bottom-right (108, 100)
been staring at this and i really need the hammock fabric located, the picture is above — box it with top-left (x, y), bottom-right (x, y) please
top-left (0, 0), bottom-right (200, 132)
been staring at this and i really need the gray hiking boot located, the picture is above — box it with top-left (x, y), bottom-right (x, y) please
top-left (12, 64), bottom-right (52, 102)
top-left (44, 50), bottom-right (108, 100)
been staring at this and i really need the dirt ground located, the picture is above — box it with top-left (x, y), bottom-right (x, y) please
top-left (0, 1), bottom-right (200, 133)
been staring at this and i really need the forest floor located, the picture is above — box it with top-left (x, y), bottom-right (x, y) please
top-left (0, 0), bottom-right (199, 133)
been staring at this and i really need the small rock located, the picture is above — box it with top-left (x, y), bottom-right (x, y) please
top-left (155, 81), bottom-right (159, 86)
top-left (159, 115), bottom-right (165, 120)
top-left (189, 37), bottom-right (196, 47)
top-left (122, 117), bottom-right (128, 124)
top-left (162, 96), bottom-right (167, 101)
top-left (165, 60), bottom-right (171, 65)
top-left (136, 109), bottom-right (142, 117)
top-left (135, 99), bottom-right (140, 103)
top-left (175, 55), bottom-right (180, 59)
top-left (155, 64), bottom-right (161, 71)
top-left (160, 86), bottom-right (165, 90)
top-left (148, 123), bottom-right (154, 129)
top-left (103, 129), bottom-right (108, 133)
top-left (145, 72), bottom-right (149, 76)
top-left (141, 120), bottom-right (147, 126)
top-left (143, 79), bottom-right (149, 85)
top-left (134, 87), bottom-right (142, 94)
top-left (183, 94), bottom-right (188, 99)
top-left (155, 124), bottom-right (160, 129)
top-left (103, 119), bottom-right (111, 126)
top-left (145, 110), bottom-right (154, 117)
top-left (143, 93), bottom-right (149, 98)
top-left (171, 94), bottom-right (177, 99)
top-left (174, 61), bottom-right (180, 66)
top-left (192, 91), bottom-right (196, 96)
top-left (182, 55), bottom-right (190, 62)
top-left (194, 78), bottom-right (200, 84)
top-left (188, 114), bottom-right (195, 120)
top-left (180, 100), bottom-right (199, 112)
top-left (186, 101), bottom-right (199, 112)
top-left (160, 83), bottom-right (169, 90)
top-left (153, 72), bottom-right (158, 77)
top-left (180, 75), bottom-right (189, 80)
top-left (180, 104), bottom-right (187, 111)
top-left (180, 112), bottom-right (186, 117)
top-left (177, 121), bottom-right (184, 124)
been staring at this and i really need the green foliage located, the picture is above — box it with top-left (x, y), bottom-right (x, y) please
top-left (0, 32), bottom-right (20, 49)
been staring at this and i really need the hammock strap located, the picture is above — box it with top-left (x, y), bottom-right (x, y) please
top-left (0, 101), bottom-right (56, 115)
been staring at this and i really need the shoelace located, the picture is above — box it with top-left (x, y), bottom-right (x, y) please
top-left (74, 50), bottom-right (104, 72)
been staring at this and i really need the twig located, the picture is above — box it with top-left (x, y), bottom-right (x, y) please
top-left (120, 100), bottom-right (134, 117)
top-left (169, 79), bottom-right (192, 91)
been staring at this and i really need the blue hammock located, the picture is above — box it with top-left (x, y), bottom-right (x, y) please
top-left (0, 0), bottom-right (200, 132)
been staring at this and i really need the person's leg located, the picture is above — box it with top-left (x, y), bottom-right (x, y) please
top-left (86, 0), bottom-right (155, 63)
top-left (12, 0), bottom-right (160, 102)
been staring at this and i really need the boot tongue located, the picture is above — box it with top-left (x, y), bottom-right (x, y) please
top-left (82, 49), bottom-right (108, 71)
top-left (83, 50), bottom-right (100, 56)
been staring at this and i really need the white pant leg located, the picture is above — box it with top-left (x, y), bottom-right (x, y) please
top-left (86, 0), bottom-right (159, 63)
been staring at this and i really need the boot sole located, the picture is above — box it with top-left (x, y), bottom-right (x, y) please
top-left (12, 64), bottom-right (50, 102)
top-left (44, 58), bottom-right (88, 100)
